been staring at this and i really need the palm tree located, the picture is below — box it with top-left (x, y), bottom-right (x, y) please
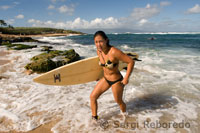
top-left (8, 24), bottom-right (14, 29)
top-left (0, 20), bottom-right (7, 27)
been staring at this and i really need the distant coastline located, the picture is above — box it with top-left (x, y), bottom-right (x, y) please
top-left (0, 33), bottom-right (82, 38)
top-left (0, 27), bottom-right (85, 39)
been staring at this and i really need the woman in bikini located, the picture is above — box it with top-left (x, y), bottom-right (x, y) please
top-left (90, 31), bottom-right (135, 120)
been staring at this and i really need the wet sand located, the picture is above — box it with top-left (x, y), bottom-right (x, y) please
top-left (0, 50), bottom-right (10, 65)
top-left (0, 50), bottom-right (55, 133)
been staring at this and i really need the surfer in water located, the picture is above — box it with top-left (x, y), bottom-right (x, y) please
top-left (90, 31), bottom-right (135, 121)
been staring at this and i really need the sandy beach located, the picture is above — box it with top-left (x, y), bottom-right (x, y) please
top-left (0, 51), bottom-right (10, 65)
top-left (0, 48), bottom-right (57, 133)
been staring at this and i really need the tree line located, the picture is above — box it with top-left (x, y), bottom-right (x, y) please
top-left (0, 19), bottom-right (14, 29)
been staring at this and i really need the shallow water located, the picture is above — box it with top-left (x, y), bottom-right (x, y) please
top-left (0, 33), bottom-right (200, 132)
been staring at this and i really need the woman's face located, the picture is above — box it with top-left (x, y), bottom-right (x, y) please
top-left (94, 35), bottom-right (107, 52)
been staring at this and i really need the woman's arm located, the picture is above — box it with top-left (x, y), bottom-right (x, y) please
top-left (112, 48), bottom-right (135, 85)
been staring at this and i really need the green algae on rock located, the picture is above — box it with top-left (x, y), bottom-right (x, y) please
top-left (25, 49), bottom-right (80, 73)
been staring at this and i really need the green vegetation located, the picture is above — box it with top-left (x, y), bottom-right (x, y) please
top-left (0, 19), bottom-right (14, 29)
top-left (0, 27), bottom-right (83, 35)
top-left (0, 19), bottom-right (83, 35)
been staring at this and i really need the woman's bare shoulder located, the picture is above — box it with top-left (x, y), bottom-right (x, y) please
top-left (110, 46), bottom-right (123, 55)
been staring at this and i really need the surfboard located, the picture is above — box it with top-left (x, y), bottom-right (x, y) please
top-left (33, 52), bottom-right (139, 86)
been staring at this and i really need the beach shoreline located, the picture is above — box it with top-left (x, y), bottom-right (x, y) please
top-left (0, 49), bottom-right (56, 133)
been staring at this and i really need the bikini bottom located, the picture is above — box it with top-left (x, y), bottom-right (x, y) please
top-left (104, 75), bottom-right (123, 86)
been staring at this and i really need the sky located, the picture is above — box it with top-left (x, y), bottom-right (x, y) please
top-left (0, 0), bottom-right (200, 33)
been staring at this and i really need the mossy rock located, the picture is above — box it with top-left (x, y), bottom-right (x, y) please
top-left (25, 59), bottom-right (56, 73)
top-left (41, 46), bottom-right (53, 52)
top-left (1, 41), bottom-right (11, 46)
top-left (31, 52), bottom-right (55, 61)
top-left (25, 49), bottom-right (80, 73)
top-left (1, 42), bottom-right (37, 50)
top-left (1, 37), bottom-right (38, 43)
top-left (10, 44), bottom-right (37, 50)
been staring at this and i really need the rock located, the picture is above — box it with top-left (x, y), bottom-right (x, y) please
top-left (41, 46), bottom-right (53, 52)
top-left (11, 44), bottom-right (37, 50)
top-left (25, 49), bottom-right (80, 73)
top-left (2, 42), bottom-right (37, 50)
top-left (1, 37), bottom-right (38, 43)
top-left (25, 58), bottom-right (57, 73)
top-left (0, 76), bottom-right (8, 80)
top-left (0, 37), bottom-right (2, 45)
top-left (13, 37), bottom-right (37, 42)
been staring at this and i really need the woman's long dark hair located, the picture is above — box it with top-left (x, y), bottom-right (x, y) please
top-left (93, 31), bottom-right (112, 47)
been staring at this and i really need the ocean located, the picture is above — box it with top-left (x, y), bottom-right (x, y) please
top-left (0, 33), bottom-right (200, 132)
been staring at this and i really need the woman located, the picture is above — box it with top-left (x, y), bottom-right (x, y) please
top-left (90, 31), bottom-right (135, 121)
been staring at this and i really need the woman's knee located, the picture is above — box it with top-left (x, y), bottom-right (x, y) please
top-left (115, 98), bottom-right (124, 105)
top-left (90, 93), bottom-right (98, 101)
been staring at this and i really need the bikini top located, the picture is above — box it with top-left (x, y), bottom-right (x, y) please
top-left (99, 60), bottom-right (118, 69)
top-left (98, 52), bottom-right (118, 69)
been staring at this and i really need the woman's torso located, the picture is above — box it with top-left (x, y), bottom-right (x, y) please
top-left (98, 47), bottom-right (122, 81)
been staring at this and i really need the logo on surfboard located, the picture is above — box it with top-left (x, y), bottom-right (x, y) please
top-left (54, 73), bottom-right (61, 83)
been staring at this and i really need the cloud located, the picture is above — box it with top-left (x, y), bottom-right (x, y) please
top-left (6, 19), bottom-right (15, 25)
top-left (51, 0), bottom-right (66, 3)
top-left (58, 5), bottom-right (74, 15)
top-left (27, 3), bottom-right (169, 30)
top-left (186, 4), bottom-right (200, 14)
top-left (15, 14), bottom-right (24, 19)
top-left (51, 0), bottom-right (57, 3)
top-left (138, 19), bottom-right (148, 26)
top-left (130, 4), bottom-right (160, 20)
top-left (48, 5), bottom-right (55, 10)
top-left (0, 5), bottom-right (11, 10)
top-left (28, 17), bottom-right (121, 29)
top-left (160, 1), bottom-right (171, 7)
top-left (13, 2), bottom-right (20, 5)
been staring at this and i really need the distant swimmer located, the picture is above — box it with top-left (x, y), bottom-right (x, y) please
top-left (148, 37), bottom-right (156, 40)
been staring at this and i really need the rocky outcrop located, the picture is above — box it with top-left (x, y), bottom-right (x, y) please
top-left (0, 36), bottom-right (38, 45)
top-left (1, 42), bottom-right (37, 50)
top-left (25, 49), bottom-right (80, 73)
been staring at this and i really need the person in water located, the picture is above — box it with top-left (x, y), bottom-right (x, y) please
top-left (90, 31), bottom-right (135, 121)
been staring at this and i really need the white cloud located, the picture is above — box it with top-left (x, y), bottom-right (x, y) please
top-left (138, 19), bottom-right (148, 26)
top-left (58, 5), bottom-right (74, 15)
top-left (6, 19), bottom-right (15, 25)
top-left (51, 0), bottom-right (57, 3)
top-left (0, 5), bottom-right (11, 10)
top-left (28, 17), bottom-right (121, 29)
top-left (15, 14), bottom-right (24, 19)
top-left (186, 4), bottom-right (200, 14)
top-left (13, 2), bottom-right (20, 5)
top-left (28, 19), bottom-right (42, 25)
top-left (51, 0), bottom-right (65, 3)
top-left (48, 5), bottom-right (55, 10)
top-left (160, 1), bottom-right (171, 7)
top-left (131, 4), bottom-right (160, 20)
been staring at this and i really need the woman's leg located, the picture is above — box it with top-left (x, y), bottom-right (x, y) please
top-left (111, 82), bottom-right (126, 112)
top-left (90, 78), bottom-right (110, 117)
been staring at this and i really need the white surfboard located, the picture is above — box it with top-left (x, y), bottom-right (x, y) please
top-left (33, 52), bottom-right (139, 86)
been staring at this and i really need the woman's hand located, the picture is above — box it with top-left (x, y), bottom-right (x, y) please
top-left (121, 78), bottom-right (129, 85)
